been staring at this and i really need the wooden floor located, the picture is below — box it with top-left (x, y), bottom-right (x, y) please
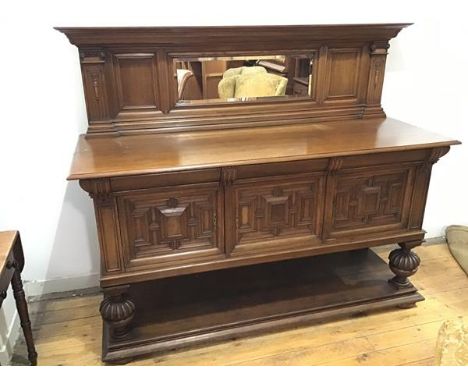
top-left (12, 243), bottom-right (468, 366)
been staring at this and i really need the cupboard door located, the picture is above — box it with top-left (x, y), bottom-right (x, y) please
top-left (323, 165), bottom-right (416, 240)
top-left (226, 175), bottom-right (325, 255)
top-left (118, 183), bottom-right (224, 270)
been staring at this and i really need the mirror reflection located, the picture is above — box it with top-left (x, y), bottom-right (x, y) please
top-left (174, 54), bottom-right (314, 104)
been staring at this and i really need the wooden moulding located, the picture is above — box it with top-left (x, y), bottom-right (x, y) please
top-left (102, 249), bottom-right (424, 363)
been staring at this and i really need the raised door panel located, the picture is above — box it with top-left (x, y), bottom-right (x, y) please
top-left (323, 48), bottom-right (364, 104)
top-left (118, 184), bottom-right (224, 270)
top-left (324, 165), bottom-right (416, 240)
top-left (113, 53), bottom-right (160, 115)
top-left (228, 175), bottom-right (325, 254)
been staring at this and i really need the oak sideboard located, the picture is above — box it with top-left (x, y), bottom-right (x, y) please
top-left (57, 24), bottom-right (460, 362)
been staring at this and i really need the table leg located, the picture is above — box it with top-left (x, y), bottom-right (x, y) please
top-left (11, 269), bottom-right (37, 366)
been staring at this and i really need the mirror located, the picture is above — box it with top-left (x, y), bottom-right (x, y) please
top-left (174, 54), bottom-right (315, 104)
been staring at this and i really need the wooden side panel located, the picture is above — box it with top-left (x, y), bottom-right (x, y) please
top-left (113, 53), bottom-right (160, 114)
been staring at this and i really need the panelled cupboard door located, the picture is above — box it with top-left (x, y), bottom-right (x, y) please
top-left (323, 164), bottom-right (417, 240)
top-left (225, 174), bottom-right (326, 256)
top-left (117, 183), bottom-right (224, 271)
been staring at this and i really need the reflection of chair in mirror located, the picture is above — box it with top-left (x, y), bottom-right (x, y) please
top-left (176, 69), bottom-right (202, 100)
top-left (218, 66), bottom-right (288, 99)
top-left (222, 66), bottom-right (267, 78)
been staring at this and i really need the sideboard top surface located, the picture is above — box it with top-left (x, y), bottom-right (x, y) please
top-left (68, 118), bottom-right (459, 180)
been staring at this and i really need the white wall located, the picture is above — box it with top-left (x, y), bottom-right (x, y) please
top-left (0, 0), bottom-right (466, 292)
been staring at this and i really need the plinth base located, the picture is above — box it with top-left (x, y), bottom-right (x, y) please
top-left (102, 249), bottom-right (424, 363)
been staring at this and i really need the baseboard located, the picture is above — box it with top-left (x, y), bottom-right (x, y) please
top-left (0, 308), bottom-right (20, 366)
top-left (25, 273), bottom-right (100, 300)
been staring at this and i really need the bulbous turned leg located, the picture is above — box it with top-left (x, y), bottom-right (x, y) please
top-left (388, 241), bottom-right (421, 289)
top-left (100, 285), bottom-right (135, 340)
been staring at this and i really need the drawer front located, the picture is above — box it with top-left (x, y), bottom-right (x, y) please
top-left (117, 183), bottom-right (224, 270)
top-left (323, 165), bottom-right (416, 240)
top-left (226, 174), bottom-right (325, 254)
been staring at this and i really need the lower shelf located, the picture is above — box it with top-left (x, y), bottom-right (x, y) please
top-left (102, 248), bottom-right (424, 362)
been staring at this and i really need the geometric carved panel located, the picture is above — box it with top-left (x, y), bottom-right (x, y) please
top-left (233, 177), bottom-right (323, 246)
top-left (331, 169), bottom-right (410, 233)
top-left (119, 187), bottom-right (218, 261)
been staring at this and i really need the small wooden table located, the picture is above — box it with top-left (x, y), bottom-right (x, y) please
top-left (0, 231), bottom-right (37, 365)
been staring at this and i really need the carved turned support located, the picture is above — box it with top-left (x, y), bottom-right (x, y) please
top-left (100, 285), bottom-right (135, 339)
top-left (388, 240), bottom-right (422, 289)
top-left (10, 237), bottom-right (38, 365)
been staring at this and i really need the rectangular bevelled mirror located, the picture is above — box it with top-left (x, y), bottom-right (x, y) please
top-left (173, 53), bottom-right (315, 104)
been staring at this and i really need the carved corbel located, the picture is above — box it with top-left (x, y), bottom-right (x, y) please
top-left (221, 167), bottom-right (237, 187)
top-left (79, 178), bottom-right (113, 207)
top-left (327, 157), bottom-right (343, 175)
top-left (370, 41), bottom-right (390, 56)
top-left (79, 49), bottom-right (106, 64)
top-left (421, 147), bottom-right (451, 173)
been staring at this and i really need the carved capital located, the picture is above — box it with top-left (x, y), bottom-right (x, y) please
top-left (370, 41), bottom-right (390, 55)
top-left (80, 178), bottom-right (113, 206)
top-left (79, 49), bottom-right (106, 63)
top-left (221, 167), bottom-right (237, 187)
top-left (327, 157), bottom-right (343, 174)
top-left (428, 147), bottom-right (450, 164)
top-left (421, 147), bottom-right (450, 173)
